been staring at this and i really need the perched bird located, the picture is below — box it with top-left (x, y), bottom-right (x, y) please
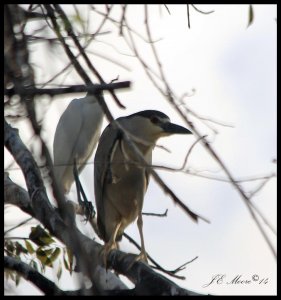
top-left (94, 110), bottom-right (192, 264)
top-left (53, 93), bottom-right (104, 197)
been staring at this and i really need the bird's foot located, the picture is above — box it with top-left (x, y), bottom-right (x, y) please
top-left (81, 200), bottom-right (95, 223)
top-left (135, 250), bottom-right (148, 264)
top-left (126, 250), bottom-right (148, 270)
top-left (100, 241), bottom-right (117, 270)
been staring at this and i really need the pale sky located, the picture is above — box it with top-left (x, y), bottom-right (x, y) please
top-left (4, 4), bottom-right (276, 295)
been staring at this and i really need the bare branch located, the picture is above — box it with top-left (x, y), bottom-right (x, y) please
top-left (164, 5), bottom-right (171, 15)
top-left (141, 5), bottom-right (276, 259)
top-left (187, 5), bottom-right (191, 29)
top-left (26, 31), bottom-right (110, 43)
top-left (248, 175), bottom-right (275, 199)
top-left (191, 5), bottom-right (215, 15)
top-left (91, 6), bottom-right (162, 44)
top-left (122, 233), bottom-right (200, 281)
top-left (180, 135), bottom-right (207, 170)
top-left (92, 5), bottom-right (113, 36)
top-left (5, 81), bottom-right (131, 97)
top-left (119, 5), bottom-right (127, 36)
top-left (4, 217), bottom-right (34, 236)
top-left (44, 4), bottom-right (115, 124)
top-left (52, 4), bottom-right (126, 109)
top-left (142, 209), bottom-right (168, 217)
top-left (248, 202), bottom-right (276, 235)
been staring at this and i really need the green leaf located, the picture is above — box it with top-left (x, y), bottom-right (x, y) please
top-left (39, 261), bottom-right (45, 273)
top-left (36, 248), bottom-right (51, 266)
top-left (5, 241), bottom-right (15, 253)
top-left (29, 225), bottom-right (55, 246)
top-left (57, 261), bottom-right (62, 280)
top-left (63, 256), bottom-right (69, 271)
top-left (42, 248), bottom-right (54, 256)
top-left (15, 242), bottom-right (28, 255)
top-left (67, 248), bottom-right (73, 274)
top-left (25, 240), bottom-right (35, 254)
top-left (29, 226), bottom-right (47, 246)
top-left (51, 248), bottom-right (61, 262)
top-left (39, 236), bottom-right (55, 246)
top-left (247, 5), bottom-right (254, 28)
top-left (45, 257), bottom-right (53, 267)
top-left (30, 260), bottom-right (38, 271)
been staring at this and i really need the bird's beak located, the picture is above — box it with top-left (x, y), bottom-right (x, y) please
top-left (161, 122), bottom-right (192, 134)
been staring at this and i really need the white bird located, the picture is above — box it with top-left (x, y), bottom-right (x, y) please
top-left (53, 93), bottom-right (104, 196)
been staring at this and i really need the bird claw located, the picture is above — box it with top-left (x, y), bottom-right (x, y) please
top-left (81, 201), bottom-right (94, 223)
top-left (100, 242), bottom-right (117, 270)
top-left (126, 251), bottom-right (148, 271)
top-left (135, 251), bottom-right (148, 263)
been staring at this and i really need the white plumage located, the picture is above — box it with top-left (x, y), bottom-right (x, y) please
top-left (53, 93), bottom-right (104, 194)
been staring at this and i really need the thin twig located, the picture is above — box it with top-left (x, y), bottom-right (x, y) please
top-left (248, 201), bottom-right (276, 235)
top-left (44, 5), bottom-right (115, 123)
top-left (4, 217), bottom-right (34, 235)
top-left (166, 256), bottom-right (199, 274)
top-left (92, 5), bottom-right (113, 36)
top-left (123, 232), bottom-right (187, 280)
top-left (180, 103), bottom-right (235, 131)
top-left (163, 5), bottom-right (171, 15)
top-left (187, 5), bottom-right (190, 29)
top-left (142, 209), bottom-right (168, 217)
top-left (119, 5), bottom-right (127, 36)
top-left (26, 31), bottom-right (110, 42)
top-left (142, 5), bottom-right (276, 259)
top-left (248, 175), bottom-right (274, 199)
top-left (91, 6), bottom-right (162, 44)
top-left (54, 4), bottom-right (126, 109)
top-left (191, 5), bottom-right (214, 15)
top-left (180, 135), bottom-right (207, 170)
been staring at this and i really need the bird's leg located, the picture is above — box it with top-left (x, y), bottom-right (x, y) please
top-left (73, 158), bottom-right (82, 205)
top-left (125, 215), bottom-right (148, 271)
top-left (101, 222), bottom-right (121, 269)
top-left (136, 214), bottom-right (148, 263)
top-left (73, 158), bottom-right (94, 222)
top-left (78, 179), bottom-right (94, 222)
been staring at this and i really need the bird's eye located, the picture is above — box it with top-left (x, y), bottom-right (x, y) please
top-left (150, 116), bottom-right (160, 124)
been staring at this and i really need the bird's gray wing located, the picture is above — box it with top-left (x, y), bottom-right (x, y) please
top-left (94, 123), bottom-right (122, 240)
top-left (53, 99), bottom-right (84, 187)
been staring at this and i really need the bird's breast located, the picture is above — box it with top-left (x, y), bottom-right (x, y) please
top-left (106, 163), bottom-right (146, 216)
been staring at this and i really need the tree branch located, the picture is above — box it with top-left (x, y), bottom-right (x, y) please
top-left (4, 119), bottom-right (127, 293)
top-left (53, 4), bottom-right (126, 109)
top-left (4, 256), bottom-right (133, 296)
top-left (44, 4), bottom-right (115, 123)
top-left (5, 81), bottom-right (131, 97)
top-left (4, 120), bottom-right (205, 295)
top-left (4, 256), bottom-right (65, 295)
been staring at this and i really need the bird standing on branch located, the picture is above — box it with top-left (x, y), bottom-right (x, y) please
top-left (53, 92), bottom-right (104, 217)
top-left (94, 110), bottom-right (193, 266)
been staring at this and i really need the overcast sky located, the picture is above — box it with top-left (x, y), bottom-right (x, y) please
top-left (4, 4), bottom-right (276, 295)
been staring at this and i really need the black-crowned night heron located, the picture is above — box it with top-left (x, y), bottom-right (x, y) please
top-left (53, 93), bottom-right (104, 195)
top-left (94, 110), bottom-right (192, 265)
